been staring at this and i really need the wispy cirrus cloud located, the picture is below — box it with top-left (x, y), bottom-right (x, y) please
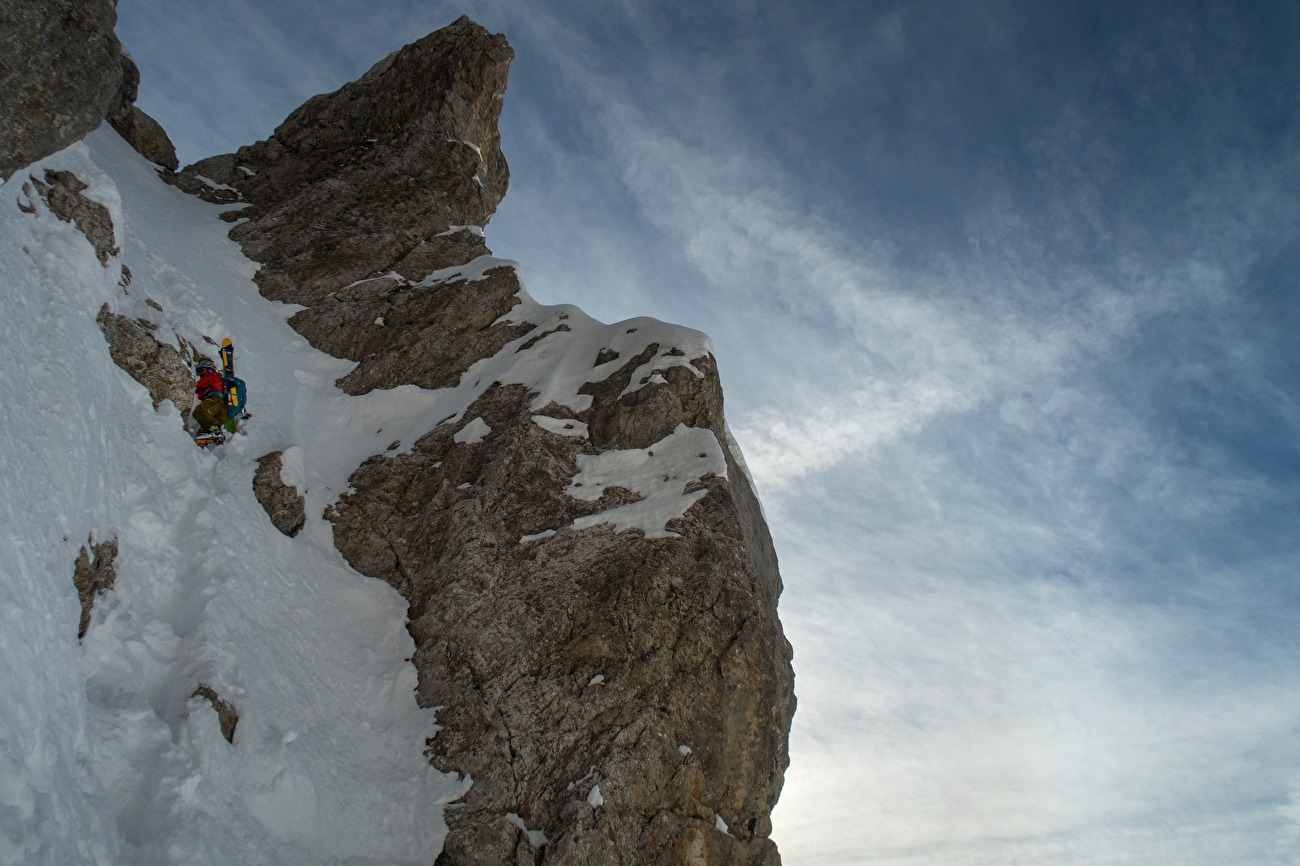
top-left (585, 106), bottom-right (1215, 495)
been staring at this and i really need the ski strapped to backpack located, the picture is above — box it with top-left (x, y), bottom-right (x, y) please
top-left (220, 338), bottom-right (238, 433)
top-left (219, 338), bottom-right (249, 434)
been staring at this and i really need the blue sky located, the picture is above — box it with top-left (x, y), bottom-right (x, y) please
top-left (116, 1), bottom-right (1300, 863)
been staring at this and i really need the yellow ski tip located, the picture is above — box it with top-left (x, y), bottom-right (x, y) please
top-left (221, 338), bottom-right (232, 347)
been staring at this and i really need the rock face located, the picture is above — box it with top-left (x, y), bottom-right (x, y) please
top-left (97, 304), bottom-right (196, 423)
top-left (253, 451), bottom-right (306, 537)
top-left (332, 375), bottom-right (792, 865)
top-left (20, 169), bottom-right (119, 264)
top-left (178, 16), bottom-right (795, 865)
top-left (173, 16), bottom-right (510, 314)
top-left (106, 52), bottom-right (179, 171)
top-left (0, 0), bottom-right (122, 181)
top-left (73, 536), bottom-right (118, 639)
top-left (192, 684), bottom-right (239, 744)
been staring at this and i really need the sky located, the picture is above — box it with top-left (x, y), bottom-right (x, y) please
top-left (114, 1), bottom-right (1300, 863)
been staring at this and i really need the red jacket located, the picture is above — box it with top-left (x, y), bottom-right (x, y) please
top-left (196, 370), bottom-right (225, 400)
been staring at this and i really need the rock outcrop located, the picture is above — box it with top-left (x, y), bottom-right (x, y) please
top-left (253, 451), bottom-right (307, 537)
top-left (73, 535), bottom-right (118, 639)
top-left (332, 374), bottom-right (792, 865)
top-left (106, 52), bottom-right (179, 171)
top-left (192, 684), bottom-right (239, 744)
top-left (176, 16), bottom-right (795, 865)
top-left (172, 16), bottom-right (510, 314)
top-left (20, 169), bottom-right (119, 264)
top-left (0, 0), bottom-right (122, 181)
top-left (97, 304), bottom-right (196, 423)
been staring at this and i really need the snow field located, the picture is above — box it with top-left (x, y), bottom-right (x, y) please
top-left (3, 131), bottom-right (462, 865)
top-left (1, 142), bottom-right (128, 866)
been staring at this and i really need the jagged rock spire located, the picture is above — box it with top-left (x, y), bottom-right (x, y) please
top-left (180, 17), bottom-right (796, 865)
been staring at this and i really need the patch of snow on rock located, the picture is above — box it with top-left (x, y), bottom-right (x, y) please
top-left (435, 224), bottom-right (485, 237)
top-left (531, 415), bottom-right (588, 438)
top-left (519, 529), bottom-right (556, 544)
top-left (453, 417), bottom-right (491, 445)
top-left (504, 812), bottom-right (550, 848)
top-left (566, 424), bottom-right (727, 538)
top-left (194, 174), bottom-right (239, 194)
top-left (414, 254), bottom-right (517, 288)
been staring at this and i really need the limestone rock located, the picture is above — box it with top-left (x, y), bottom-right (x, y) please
top-left (436, 817), bottom-right (538, 866)
top-left (192, 684), bottom-right (239, 743)
top-left (97, 304), bottom-right (195, 422)
top-left (174, 15), bottom-right (512, 318)
top-left (181, 16), bottom-right (795, 863)
top-left (254, 451), bottom-right (306, 537)
top-left (333, 371), bottom-right (793, 865)
top-left (106, 52), bottom-right (179, 171)
top-left (0, 0), bottom-right (122, 180)
top-left (22, 169), bottom-right (119, 264)
top-left (73, 536), bottom-right (118, 639)
top-left (302, 263), bottom-right (532, 396)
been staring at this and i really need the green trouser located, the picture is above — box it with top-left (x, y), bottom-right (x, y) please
top-left (193, 394), bottom-right (227, 431)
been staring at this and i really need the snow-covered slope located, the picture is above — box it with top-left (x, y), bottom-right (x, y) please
top-left (1, 128), bottom-right (466, 865)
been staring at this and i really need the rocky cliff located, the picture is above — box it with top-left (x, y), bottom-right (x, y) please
top-left (0, 0), bottom-right (176, 180)
top-left (6, 12), bottom-right (795, 864)
top-left (0, 0), bottom-right (122, 181)
top-left (179, 18), bottom-right (795, 863)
